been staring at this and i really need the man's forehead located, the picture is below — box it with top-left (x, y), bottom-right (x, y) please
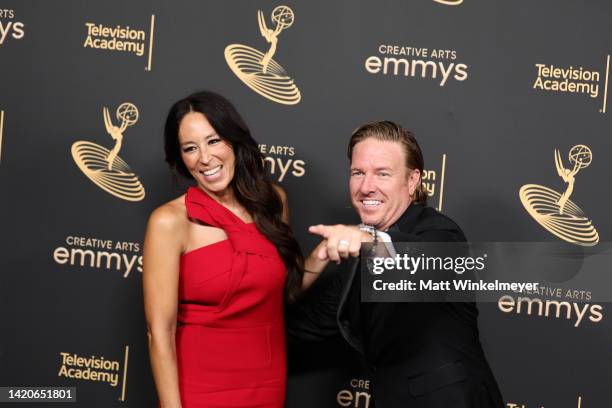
top-left (351, 138), bottom-right (404, 164)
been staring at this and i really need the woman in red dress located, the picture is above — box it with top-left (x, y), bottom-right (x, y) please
top-left (143, 91), bottom-right (304, 407)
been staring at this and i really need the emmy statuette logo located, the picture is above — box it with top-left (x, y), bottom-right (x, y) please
top-left (520, 145), bottom-right (598, 246)
top-left (71, 103), bottom-right (145, 202)
top-left (225, 5), bottom-right (301, 105)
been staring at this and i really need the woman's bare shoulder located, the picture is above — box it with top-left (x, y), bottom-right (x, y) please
top-left (147, 195), bottom-right (188, 232)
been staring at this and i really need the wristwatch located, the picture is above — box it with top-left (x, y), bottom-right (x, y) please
top-left (358, 224), bottom-right (378, 244)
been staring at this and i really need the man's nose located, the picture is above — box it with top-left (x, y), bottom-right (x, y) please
top-left (360, 173), bottom-right (377, 195)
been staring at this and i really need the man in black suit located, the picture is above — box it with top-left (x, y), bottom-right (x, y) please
top-left (292, 121), bottom-right (504, 407)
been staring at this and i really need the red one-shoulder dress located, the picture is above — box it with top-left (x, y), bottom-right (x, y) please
top-left (175, 187), bottom-right (286, 407)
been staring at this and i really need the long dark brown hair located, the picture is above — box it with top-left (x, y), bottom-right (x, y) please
top-left (164, 90), bottom-right (304, 301)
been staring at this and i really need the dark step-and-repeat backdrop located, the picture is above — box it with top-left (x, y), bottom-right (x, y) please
top-left (1, 1), bottom-right (611, 407)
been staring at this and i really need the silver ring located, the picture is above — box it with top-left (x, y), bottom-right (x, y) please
top-left (338, 239), bottom-right (350, 248)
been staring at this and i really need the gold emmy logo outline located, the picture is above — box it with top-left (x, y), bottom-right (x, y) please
top-left (224, 5), bottom-right (301, 105)
top-left (71, 103), bottom-right (145, 202)
top-left (519, 145), bottom-right (598, 246)
top-left (433, 0), bottom-right (464, 5)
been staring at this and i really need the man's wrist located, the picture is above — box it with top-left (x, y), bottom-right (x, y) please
top-left (359, 224), bottom-right (378, 244)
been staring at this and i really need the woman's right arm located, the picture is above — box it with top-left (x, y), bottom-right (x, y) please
top-left (143, 206), bottom-right (183, 408)
top-left (302, 240), bottom-right (329, 290)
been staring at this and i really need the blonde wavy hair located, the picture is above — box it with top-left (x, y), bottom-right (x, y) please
top-left (347, 120), bottom-right (428, 205)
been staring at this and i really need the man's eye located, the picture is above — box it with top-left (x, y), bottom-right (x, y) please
top-left (379, 172), bottom-right (390, 177)
top-left (351, 171), bottom-right (363, 176)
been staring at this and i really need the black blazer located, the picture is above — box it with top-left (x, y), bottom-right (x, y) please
top-left (288, 203), bottom-right (504, 408)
